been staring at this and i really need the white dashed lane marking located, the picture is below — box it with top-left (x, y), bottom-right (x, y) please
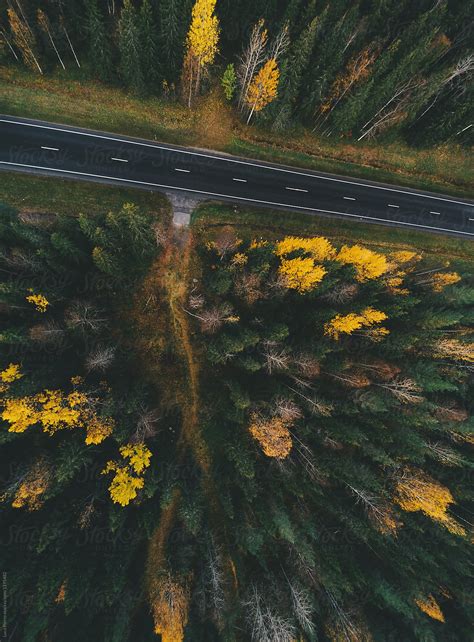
top-left (233, 178), bottom-right (247, 182)
top-left (430, 211), bottom-right (441, 215)
top-left (111, 157), bottom-right (128, 162)
top-left (388, 204), bottom-right (399, 208)
top-left (286, 187), bottom-right (308, 193)
top-left (41, 146), bottom-right (59, 151)
top-left (175, 168), bottom-right (190, 173)
top-left (344, 196), bottom-right (356, 201)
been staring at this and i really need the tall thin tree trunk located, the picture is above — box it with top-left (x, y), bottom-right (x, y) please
top-left (63, 23), bottom-right (80, 67)
top-left (0, 30), bottom-right (19, 60)
top-left (46, 27), bottom-right (66, 70)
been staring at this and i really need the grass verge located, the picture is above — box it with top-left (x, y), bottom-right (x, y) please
top-left (1, 66), bottom-right (472, 199)
top-left (0, 170), bottom-right (169, 216)
top-left (193, 203), bottom-right (474, 265)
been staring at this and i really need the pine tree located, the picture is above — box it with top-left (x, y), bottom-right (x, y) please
top-left (139, 0), bottom-right (160, 89)
top-left (118, 0), bottom-right (145, 93)
top-left (84, 0), bottom-right (113, 81)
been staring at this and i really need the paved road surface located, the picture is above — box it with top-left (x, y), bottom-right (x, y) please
top-left (0, 116), bottom-right (473, 237)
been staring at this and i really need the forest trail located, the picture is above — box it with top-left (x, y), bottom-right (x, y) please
top-left (144, 225), bottom-right (239, 612)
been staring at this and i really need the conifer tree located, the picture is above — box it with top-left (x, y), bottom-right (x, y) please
top-left (118, 0), bottom-right (145, 93)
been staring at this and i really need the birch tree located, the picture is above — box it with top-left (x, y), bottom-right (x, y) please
top-left (237, 19), bottom-right (268, 112)
top-left (37, 9), bottom-right (66, 70)
top-left (183, 0), bottom-right (219, 107)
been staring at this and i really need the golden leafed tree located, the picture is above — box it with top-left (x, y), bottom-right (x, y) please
top-left (12, 459), bottom-right (51, 511)
top-left (183, 0), bottom-right (219, 107)
top-left (336, 245), bottom-right (388, 281)
top-left (394, 467), bottom-right (465, 536)
top-left (248, 413), bottom-right (292, 459)
top-left (324, 308), bottom-right (388, 341)
top-left (415, 594), bottom-right (445, 622)
top-left (245, 57), bottom-right (280, 123)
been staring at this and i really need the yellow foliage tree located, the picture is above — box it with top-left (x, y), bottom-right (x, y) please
top-left (152, 574), bottom-right (190, 642)
top-left (275, 236), bottom-right (336, 262)
top-left (279, 257), bottom-right (327, 293)
top-left (245, 58), bottom-right (280, 123)
top-left (394, 468), bottom-right (465, 536)
top-left (102, 443), bottom-right (152, 506)
top-left (415, 595), bottom-right (445, 622)
top-left (26, 293), bottom-right (49, 313)
top-left (101, 462), bottom-right (145, 507)
top-left (325, 308), bottom-right (388, 340)
top-left (430, 272), bottom-right (461, 292)
top-left (1, 363), bottom-right (23, 384)
top-left (1, 372), bottom-right (115, 445)
top-left (435, 339), bottom-right (474, 363)
top-left (184, 0), bottom-right (219, 106)
top-left (12, 460), bottom-right (51, 511)
top-left (248, 413), bottom-right (292, 458)
top-left (336, 245), bottom-right (388, 281)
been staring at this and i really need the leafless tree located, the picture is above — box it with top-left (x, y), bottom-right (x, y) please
top-left (292, 353), bottom-right (320, 379)
top-left (85, 346), bottom-right (115, 373)
top-left (413, 53), bottom-right (474, 123)
top-left (65, 301), bottom-right (107, 333)
top-left (37, 9), bottom-right (65, 70)
top-left (377, 377), bottom-right (425, 404)
top-left (29, 320), bottom-right (65, 347)
top-left (287, 580), bottom-right (315, 636)
top-left (323, 283), bottom-right (359, 304)
top-left (348, 485), bottom-right (399, 534)
top-left (358, 77), bottom-right (424, 141)
top-left (237, 20), bottom-right (269, 111)
top-left (212, 227), bottom-right (241, 261)
top-left (59, 14), bottom-right (80, 67)
top-left (206, 539), bottom-right (226, 628)
top-left (426, 442), bottom-right (463, 466)
top-left (234, 272), bottom-right (264, 305)
top-left (274, 398), bottom-right (303, 422)
top-left (0, 27), bottom-right (19, 60)
top-left (18, 211), bottom-right (56, 228)
top-left (269, 23), bottom-right (290, 62)
top-left (435, 405), bottom-right (468, 423)
top-left (188, 293), bottom-right (205, 310)
top-left (245, 585), bottom-right (296, 642)
top-left (186, 302), bottom-right (238, 334)
top-left (262, 342), bottom-right (291, 374)
top-left (131, 408), bottom-right (160, 442)
top-left (3, 248), bottom-right (41, 272)
top-left (286, 385), bottom-right (334, 416)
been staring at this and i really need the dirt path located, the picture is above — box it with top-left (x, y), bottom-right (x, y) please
top-left (141, 226), bottom-right (238, 629)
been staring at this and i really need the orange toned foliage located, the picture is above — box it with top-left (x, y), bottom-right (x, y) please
top-left (415, 595), bottom-right (445, 622)
top-left (248, 413), bottom-right (292, 458)
top-left (152, 574), bottom-right (190, 642)
top-left (394, 468), bottom-right (465, 535)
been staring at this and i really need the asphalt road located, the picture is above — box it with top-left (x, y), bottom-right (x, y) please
top-left (0, 115), bottom-right (473, 237)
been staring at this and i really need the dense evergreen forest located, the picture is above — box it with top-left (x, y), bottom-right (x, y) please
top-left (0, 0), bottom-right (473, 146)
top-left (0, 198), bottom-right (472, 640)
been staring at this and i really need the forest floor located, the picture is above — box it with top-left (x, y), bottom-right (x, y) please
top-left (2, 66), bottom-right (472, 199)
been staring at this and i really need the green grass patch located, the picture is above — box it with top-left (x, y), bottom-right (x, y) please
top-left (0, 171), bottom-right (169, 216)
top-left (193, 203), bottom-right (474, 265)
